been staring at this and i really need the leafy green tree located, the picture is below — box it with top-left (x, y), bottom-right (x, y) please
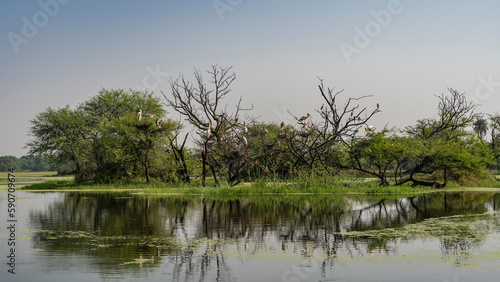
top-left (346, 89), bottom-right (493, 187)
top-left (27, 89), bottom-right (178, 183)
top-left (27, 106), bottom-right (88, 175)
top-left (347, 129), bottom-right (406, 185)
top-left (401, 89), bottom-right (492, 187)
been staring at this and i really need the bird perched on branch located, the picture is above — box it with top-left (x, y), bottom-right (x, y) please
top-left (377, 103), bottom-right (380, 110)
top-left (241, 136), bottom-right (248, 147)
top-left (235, 114), bottom-right (239, 123)
top-left (298, 113), bottom-right (311, 122)
top-left (364, 125), bottom-right (376, 134)
top-left (280, 121), bottom-right (285, 131)
top-left (138, 109), bottom-right (143, 121)
top-left (156, 114), bottom-right (162, 128)
top-left (243, 121), bottom-right (248, 134)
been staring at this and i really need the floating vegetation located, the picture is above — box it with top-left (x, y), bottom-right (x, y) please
top-left (34, 230), bottom-right (177, 249)
top-left (338, 211), bottom-right (500, 241)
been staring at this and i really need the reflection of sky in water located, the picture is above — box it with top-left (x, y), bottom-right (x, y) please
top-left (0, 192), bottom-right (499, 281)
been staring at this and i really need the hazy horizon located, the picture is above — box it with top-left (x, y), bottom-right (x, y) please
top-left (2, 0), bottom-right (500, 157)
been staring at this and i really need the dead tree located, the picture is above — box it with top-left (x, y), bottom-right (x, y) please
top-left (284, 78), bottom-right (380, 174)
top-left (162, 65), bottom-right (252, 186)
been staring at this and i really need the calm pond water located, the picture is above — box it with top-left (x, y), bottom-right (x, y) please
top-left (1, 191), bottom-right (499, 281)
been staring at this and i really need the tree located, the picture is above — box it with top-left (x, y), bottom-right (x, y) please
top-left (167, 131), bottom-right (191, 183)
top-left (27, 89), bottom-right (177, 183)
top-left (27, 106), bottom-right (88, 175)
top-left (163, 65), bottom-right (253, 186)
top-left (0, 156), bottom-right (20, 171)
top-left (345, 88), bottom-right (493, 187)
top-left (472, 115), bottom-right (488, 140)
top-left (283, 79), bottom-right (380, 175)
top-left (20, 155), bottom-right (53, 171)
top-left (400, 88), bottom-right (491, 187)
top-left (488, 114), bottom-right (500, 171)
top-left (347, 129), bottom-right (406, 186)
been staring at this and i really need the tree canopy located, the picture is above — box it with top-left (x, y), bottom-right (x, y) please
top-left (27, 89), bottom-right (179, 183)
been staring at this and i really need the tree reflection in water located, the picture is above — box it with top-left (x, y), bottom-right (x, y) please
top-left (28, 192), bottom-right (500, 280)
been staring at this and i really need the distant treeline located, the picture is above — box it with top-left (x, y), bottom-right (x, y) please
top-left (0, 155), bottom-right (55, 172)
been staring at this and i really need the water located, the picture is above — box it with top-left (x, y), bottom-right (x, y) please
top-left (1, 191), bottom-right (499, 281)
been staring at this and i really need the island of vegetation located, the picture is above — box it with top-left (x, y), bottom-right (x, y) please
top-left (10, 65), bottom-right (500, 194)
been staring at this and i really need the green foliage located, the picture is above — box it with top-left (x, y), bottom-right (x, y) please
top-left (27, 88), bottom-right (180, 183)
top-left (0, 155), bottom-right (20, 171)
top-left (0, 155), bottom-right (54, 171)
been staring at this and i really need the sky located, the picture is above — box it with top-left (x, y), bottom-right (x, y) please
top-left (1, 0), bottom-right (500, 157)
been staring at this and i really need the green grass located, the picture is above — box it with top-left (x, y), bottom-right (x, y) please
top-left (10, 171), bottom-right (500, 196)
top-left (0, 171), bottom-right (74, 190)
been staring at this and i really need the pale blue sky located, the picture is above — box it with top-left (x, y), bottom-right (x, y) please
top-left (1, 0), bottom-right (500, 156)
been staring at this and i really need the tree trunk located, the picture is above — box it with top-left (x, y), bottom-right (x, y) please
top-left (201, 151), bottom-right (206, 187)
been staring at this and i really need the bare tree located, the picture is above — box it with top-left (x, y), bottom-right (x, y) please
top-left (162, 65), bottom-right (252, 186)
top-left (406, 88), bottom-right (475, 139)
top-left (283, 79), bottom-right (380, 174)
top-left (316, 79), bottom-right (380, 143)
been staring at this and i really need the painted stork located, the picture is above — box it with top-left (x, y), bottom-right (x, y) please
top-left (298, 113), bottom-right (311, 122)
top-left (156, 114), bottom-right (162, 128)
top-left (243, 121), bottom-right (248, 134)
top-left (235, 114), bottom-right (239, 123)
top-left (364, 125), bottom-right (376, 134)
top-left (207, 124), bottom-right (212, 139)
top-left (241, 136), bottom-right (248, 147)
top-left (138, 109), bottom-right (143, 121)
top-left (280, 121), bottom-right (285, 131)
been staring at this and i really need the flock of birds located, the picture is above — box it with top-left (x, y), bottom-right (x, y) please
top-left (137, 103), bottom-right (380, 147)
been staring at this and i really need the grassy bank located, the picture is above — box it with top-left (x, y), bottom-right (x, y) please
top-left (0, 171), bottom-right (73, 190)
top-left (5, 171), bottom-right (500, 196)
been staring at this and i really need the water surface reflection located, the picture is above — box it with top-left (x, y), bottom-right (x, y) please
top-left (12, 192), bottom-right (500, 281)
